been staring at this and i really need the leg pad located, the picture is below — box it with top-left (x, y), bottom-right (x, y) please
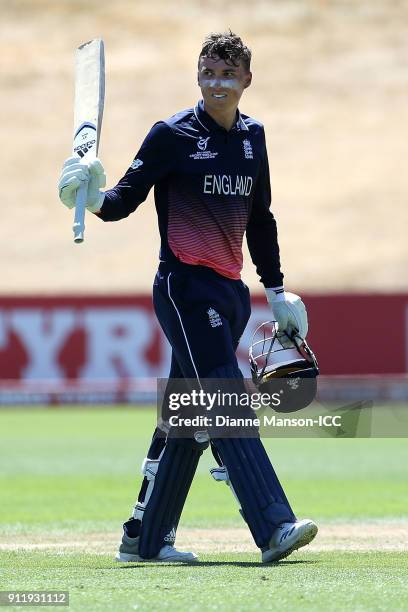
top-left (212, 437), bottom-right (296, 548)
top-left (138, 437), bottom-right (207, 559)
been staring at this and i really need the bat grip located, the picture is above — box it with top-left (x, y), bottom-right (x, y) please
top-left (73, 181), bottom-right (88, 243)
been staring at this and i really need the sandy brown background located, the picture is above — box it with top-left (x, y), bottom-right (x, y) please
top-left (1, 0), bottom-right (407, 294)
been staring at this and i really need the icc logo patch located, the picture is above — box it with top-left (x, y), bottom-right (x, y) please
top-left (197, 137), bottom-right (210, 151)
top-left (190, 137), bottom-right (218, 159)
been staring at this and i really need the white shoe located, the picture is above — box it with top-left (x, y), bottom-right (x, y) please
top-left (115, 534), bottom-right (197, 563)
top-left (156, 544), bottom-right (198, 562)
top-left (262, 519), bottom-right (318, 563)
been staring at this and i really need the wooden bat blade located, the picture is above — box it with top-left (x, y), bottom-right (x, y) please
top-left (73, 38), bottom-right (105, 159)
top-left (72, 38), bottom-right (105, 243)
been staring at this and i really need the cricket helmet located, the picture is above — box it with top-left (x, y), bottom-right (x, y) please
top-left (249, 321), bottom-right (319, 413)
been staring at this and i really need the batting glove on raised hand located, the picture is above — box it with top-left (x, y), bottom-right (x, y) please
top-left (58, 156), bottom-right (106, 213)
top-left (265, 288), bottom-right (308, 347)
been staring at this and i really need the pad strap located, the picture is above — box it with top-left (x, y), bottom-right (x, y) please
top-left (132, 456), bottom-right (162, 521)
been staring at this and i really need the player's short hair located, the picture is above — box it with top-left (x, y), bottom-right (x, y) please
top-left (199, 30), bottom-right (252, 72)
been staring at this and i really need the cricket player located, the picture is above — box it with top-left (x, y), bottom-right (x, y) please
top-left (59, 31), bottom-right (317, 563)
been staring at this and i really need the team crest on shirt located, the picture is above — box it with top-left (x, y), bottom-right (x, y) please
top-left (242, 139), bottom-right (253, 159)
top-left (207, 308), bottom-right (222, 328)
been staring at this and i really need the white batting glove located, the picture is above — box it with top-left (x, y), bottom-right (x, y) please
top-left (58, 156), bottom-right (106, 213)
top-left (265, 288), bottom-right (309, 347)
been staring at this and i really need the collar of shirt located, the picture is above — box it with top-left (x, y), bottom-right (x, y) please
top-left (194, 99), bottom-right (249, 134)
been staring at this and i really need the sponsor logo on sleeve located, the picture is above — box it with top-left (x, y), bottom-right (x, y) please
top-left (130, 158), bottom-right (143, 169)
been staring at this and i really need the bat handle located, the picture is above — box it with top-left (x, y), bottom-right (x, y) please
top-left (73, 181), bottom-right (88, 243)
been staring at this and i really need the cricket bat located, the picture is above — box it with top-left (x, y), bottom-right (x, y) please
top-left (72, 39), bottom-right (105, 243)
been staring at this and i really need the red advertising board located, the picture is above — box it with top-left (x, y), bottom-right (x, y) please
top-left (304, 294), bottom-right (408, 375)
top-left (0, 294), bottom-right (407, 393)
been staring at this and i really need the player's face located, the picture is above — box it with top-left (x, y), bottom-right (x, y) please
top-left (198, 56), bottom-right (252, 113)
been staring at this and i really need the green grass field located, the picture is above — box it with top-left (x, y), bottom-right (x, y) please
top-left (1, 408), bottom-right (407, 611)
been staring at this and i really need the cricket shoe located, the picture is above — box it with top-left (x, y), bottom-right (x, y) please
top-left (115, 534), bottom-right (198, 563)
top-left (262, 519), bottom-right (318, 563)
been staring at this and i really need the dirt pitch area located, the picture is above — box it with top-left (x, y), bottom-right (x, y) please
top-left (1, 522), bottom-right (407, 554)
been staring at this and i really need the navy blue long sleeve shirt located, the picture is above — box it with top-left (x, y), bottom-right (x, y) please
top-left (98, 100), bottom-right (284, 287)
